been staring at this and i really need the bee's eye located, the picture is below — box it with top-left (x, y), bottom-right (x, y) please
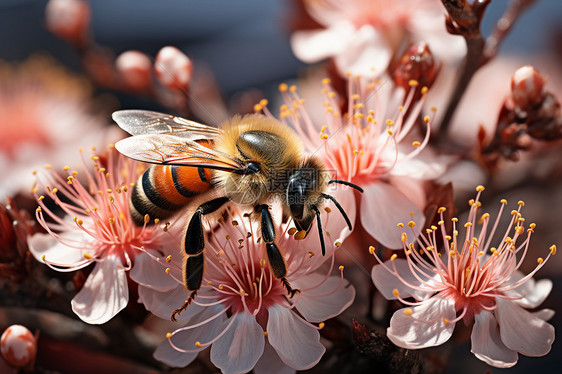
top-left (246, 162), bottom-right (260, 174)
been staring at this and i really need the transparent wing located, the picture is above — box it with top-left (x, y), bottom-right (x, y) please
top-left (112, 109), bottom-right (222, 140)
top-left (115, 134), bottom-right (244, 172)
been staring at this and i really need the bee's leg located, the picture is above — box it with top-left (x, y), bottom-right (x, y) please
top-left (171, 196), bottom-right (230, 321)
top-left (257, 204), bottom-right (300, 298)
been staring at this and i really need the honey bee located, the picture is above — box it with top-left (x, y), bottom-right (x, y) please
top-left (113, 110), bottom-right (362, 321)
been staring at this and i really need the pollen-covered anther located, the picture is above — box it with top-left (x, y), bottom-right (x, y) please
top-left (537, 257), bottom-right (544, 264)
top-left (195, 341), bottom-right (203, 347)
top-left (393, 289), bottom-right (399, 297)
top-left (166, 333), bottom-right (172, 339)
top-left (407, 221), bottom-right (416, 228)
top-left (335, 241), bottom-right (341, 247)
top-left (412, 141), bottom-right (421, 147)
top-left (318, 322), bottom-right (325, 329)
top-left (401, 232), bottom-right (408, 242)
top-left (438, 207), bottom-right (447, 214)
top-left (294, 230), bottom-right (307, 240)
top-left (308, 251), bottom-right (315, 258)
top-left (404, 308), bottom-right (413, 316)
top-left (165, 255), bottom-right (172, 263)
top-left (165, 268), bottom-right (170, 275)
top-left (390, 254), bottom-right (397, 261)
top-left (83, 252), bottom-right (92, 260)
top-left (41, 255), bottom-right (46, 262)
top-left (443, 318), bottom-right (450, 325)
top-left (518, 200), bottom-right (525, 206)
top-left (550, 245), bottom-right (557, 255)
top-left (408, 80), bottom-right (419, 87)
top-left (369, 246), bottom-right (375, 255)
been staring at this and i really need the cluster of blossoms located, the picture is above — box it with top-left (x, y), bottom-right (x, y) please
top-left (133, 208), bottom-right (355, 373)
top-left (371, 185), bottom-right (555, 367)
top-left (28, 147), bottom-right (173, 324)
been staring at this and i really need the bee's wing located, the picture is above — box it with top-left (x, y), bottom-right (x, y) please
top-left (112, 109), bottom-right (222, 141)
top-left (115, 134), bottom-right (245, 172)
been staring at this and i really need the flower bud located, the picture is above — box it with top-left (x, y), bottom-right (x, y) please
top-left (511, 65), bottom-right (546, 110)
top-left (155, 46), bottom-right (193, 92)
top-left (0, 325), bottom-right (37, 368)
top-left (115, 50), bottom-right (153, 92)
top-left (393, 41), bottom-right (438, 91)
top-left (45, 0), bottom-right (90, 47)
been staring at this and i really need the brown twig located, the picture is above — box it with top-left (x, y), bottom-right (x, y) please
top-left (438, 0), bottom-right (538, 141)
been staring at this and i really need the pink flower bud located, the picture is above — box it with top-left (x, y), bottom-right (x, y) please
top-left (116, 50), bottom-right (153, 92)
top-left (0, 325), bottom-right (37, 368)
top-left (154, 46), bottom-right (193, 92)
top-left (393, 41), bottom-right (438, 91)
top-left (511, 65), bottom-right (546, 110)
top-left (44, 0), bottom-right (90, 47)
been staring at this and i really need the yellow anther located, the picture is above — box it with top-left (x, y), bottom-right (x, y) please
top-left (335, 241), bottom-right (342, 247)
top-left (166, 255), bottom-right (172, 263)
top-left (218, 284), bottom-right (224, 290)
top-left (393, 289), bottom-right (399, 297)
top-left (259, 99), bottom-right (268, 106)
top-left (144, 214), bottom-right (150, 224)
top-left (464, 222), bottom-right (473, 228)
top-left (318, 322), bottom-right (325, 329)
top-left (166, 333), bottom-right (172, 339)
top-left (45, 164), bottom-right (52, 169)
top-left (165, 268), bottom-right (170, 274)
top-left (338, 265), bottom-right (344, 271)
top-left (511, 210), bottom-right (518, 216)
top-left (550, 245), bottom-right (557, 255)
top-left (452, 218), bottom-right (458, 222)
top-left (278, 83), bottom-right (288, 92)
top-left (386, 119), bottom-right (394, 126)
top-left (437, 207), bottom-right (446, 214)
top-left (412, 141), bottom-right (421, 147)
top-left (77, 218), bottom-right (83, 226)
top-left (325, 207), bottom-right (332, 213)
top-left (321, 78), bottom-right (331, 85)
top-left (369, 246), bottom-right (375, 255)
top-left (437, 220), bottom-right (444, 226)
top-left (195, 341), bottom-right (203, 347)
top-left (449, 250), bottom-right (456, 257)
top-left (260, 259), bottom-right (266, 267)
top-left (421, 86), bottom-right (428, 95)
top-left (63, 165), bottom-right (70, 171)
top-left (41, 254), bottom-right (46, 262)
top-left (443, 318), bottom-right (450, 325)
top-left (263, 331), bottom-right (268, 336)
top-left (431, 225), bottom-right (437, 231)
top-left (426, 246), bottom-right (434, 252)
top-left (407, 221), bottom-right (416, 228)
top-left (83, 252), bottom-right (92, 260)
top-left (321, 134), bottom-right (329, 140)
top-left (404, 308), bottom-right (413, 316)
top-left (408, 80), bottom-right (419, 87)
top-left (423, 115), bottom-right (430, 123)
top-left (518, 200), bottom-right (525, 206)
top-left (36, 206), bottom-right (42, 213)
top-left (294, 230), bottom-right (307, 240)
top-left (287, 227), bottom-right (297, 236)
top-left (397, 223), bottom-right (404, 228)
top-left (390, 254), bottom-right (397, 261)
top-left (476, 185), bottom-right (485, 192)
top-left (109, 217), bottom-right (116, 225)
top-left (253, 104), bottom-right (262, 112)
top-left (500, 199), bottom-right (507, 205)
top-left (289, 85), bottom-right (297, 92)
top-left (401, 232), bottom-right (408, 242)
top-left (537, 257), bottom-right (544, 264)
top-left (351, 94), bottom-right (360, 101)
top-left (232, 220), bottom-right (238, 226)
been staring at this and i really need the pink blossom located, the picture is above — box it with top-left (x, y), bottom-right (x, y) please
top-left (0, 55), bottom-right (114, 200)
top-left (133, 207), bottom-right (355, 373)
top-left (371, 185), bottom-right (555, 368)
top-left (155, 46), bottom-right (193, 92)
top-left (28, 147), bottom-right (172, 324)
top-left (115, 50), bottom-right (153, 92)
top-left (267, 77), bottom-right (444, 249)
top-left (290, 0), bottom-right (465, 77)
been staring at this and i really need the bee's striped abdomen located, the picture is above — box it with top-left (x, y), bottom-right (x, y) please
top-left (129, 165), bottom-right (213, 225)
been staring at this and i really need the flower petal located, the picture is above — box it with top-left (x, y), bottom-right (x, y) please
top-left (28, 232), bottom-right (90, 270)
top-left (534, 308), bottom-right (555, 322)
top-left (254, 342), bottom-right (295, 374)
top-left (292, 273), bottom-right (355, 323)
top-left (471, 311), bottom-right (518, 368)
top-left (71, 256), bottom-right (128, 324)
top-left (506, 272), bottom-right (553, 309)
top-left (360, 182), bottom-right (425, 249)
top-left (154, 305), bottom-right (227, 367)
top-left (267, 304), bottom-right (325, 370)
top-left (387, 297), bottom-right (456, 349)
top-left (371, 259), bottom-right (432, 301)
top-left (496, 298), bottom-right (554, 357)
top-left (137, 283), bottom-right (207, 322)
top-left (290, 22), bottom-right (355, 63)
top-left (130, 251), bottom-right (177, 291)
top-left (210, 312), bottom-right (265, 374)
top-left (334, 25), bottom-right (391, 77)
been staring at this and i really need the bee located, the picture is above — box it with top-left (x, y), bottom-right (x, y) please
top-left (113, 110), bottom-right (363, 321)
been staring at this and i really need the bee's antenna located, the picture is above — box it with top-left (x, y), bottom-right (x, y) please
top-left (321, 193), bottom-right (352, 230)
top-left (312, 205), bottom-right (326, 256)
top-left (329, 179), bottom-right (364, 193)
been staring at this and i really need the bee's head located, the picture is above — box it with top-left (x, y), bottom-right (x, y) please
top-left (285, 156), bottom-right (328, 233)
